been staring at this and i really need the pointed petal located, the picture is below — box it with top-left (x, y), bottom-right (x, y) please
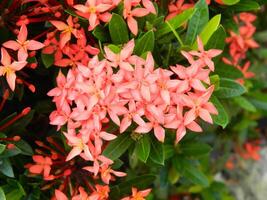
top-left (18, 24), bottom-right (28, 43)
top-left (1, 48), bottom-right (11, 66)
top-left (154, 125), bottom-right (165, 142)
top-left (2, 41), bottom-right (20, 51)
top-left (27, 40), bottom-right (45, 50)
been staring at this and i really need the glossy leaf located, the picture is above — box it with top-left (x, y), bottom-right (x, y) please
top-left (185, 0), bottom-right (209, 45)
top-left (103, 132), bottom-right (133, 160)
top-left (233, 96), bottom-right (256, 112)
top-left (193, 14), bottom-right (221, 48)
top-left (181, 142), bottom-right (212, 157)
top-left (109, 13), bottom-right (129, 44)
top-left (134, 30), bottom-right (155, 56)
top-left (210, 96), bottom-right (229, 128)
top-left (0, 159), bottom-right (14, 177)
top-left (214, 78), bottom-right (246, 98)
top-left (156, 8), bottom-right (195, 38)
top-left (41, 53), bottom-right (54, 68)
top-left (149, 137), bottom-right (164, 165)
top-left (134, 135), bottom-right (151, 163)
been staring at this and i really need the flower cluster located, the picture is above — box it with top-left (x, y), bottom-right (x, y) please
top-left (68, 0), bottom-right (155, 35)
top-left (0, 24), bottom-right (44, 91)
top-left (223, 12), bottom-right (259, 84)
top-left (43, 35), bottom-right (221, 197)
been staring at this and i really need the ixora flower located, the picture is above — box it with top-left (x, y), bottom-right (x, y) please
top-left (121, 187), bottom-right (152, 200)
top-left (123, 0), bottom-right (150, 35)
top-left (3, 24), bottom-right (44, 61)
top-left (74, 0), bottom-right (113, 30)
top-left (50, 15), bottom-right (79, 49)
top-left (0, 48), bottom-right (27, 91)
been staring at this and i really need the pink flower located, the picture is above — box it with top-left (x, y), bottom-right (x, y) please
top-left (89, 185), bottom-right (110, 200)
top-left (121, 187), bottom-right (151, 200)
top-left (63, 132), bottom-right (93, 161)
top-left (99, 164), bottom-right (126, 184)
top-left (189, 37), bottom-right (222, 71)
top-left (74, 0), bottom-right (112, 30)
top-left (28, 155), bottom-right (52, 178)
top-left (166, 0), bottom-right (193, 20)
top-left (55, 190), bottom-right (68, 200)
top-left (50, 16), bottom-right (79, 49)
top-left (120, 100), bottom-right (146, 133)
top-left (123, 0), bottom-right (150, 35)
top-left (182, 86), bottom-right (218, 125)
top-left (104, 39), bottom-right (135, 71)
top-left (3, 24), bottom-right (44, 61)
top-left (171, 64), bottom-right (208, 92)
top-left (0, 48), bottom-right (27, 91)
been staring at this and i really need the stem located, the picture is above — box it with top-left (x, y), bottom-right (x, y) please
top-left (166, 21), bottom-right (184, 47)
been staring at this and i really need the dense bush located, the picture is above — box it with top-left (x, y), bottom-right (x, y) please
top-left (0, 0), bottom-right (267, 199)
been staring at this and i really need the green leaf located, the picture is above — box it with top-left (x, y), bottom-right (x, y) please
top-left (15, 139), bottom-right (34, 156)
top-left (233, 96), bottom-right (256, 112)
top-left (155, 8), bottom-right (195, 38)
top-left (247, 92), bottom-right (267, 111)
top-left (181, 142), bottom-right (212, 157)
top-left (222, 0), bottom-right (240, 5)
top-left (0, 147), bottom-right (21, 159)
top-left (103, 132), bottom-right (133, 160)
top-left (134, 30), bottom-right (155, 56)
top-left (185, 0), bottom-right (209, 45)
top-left (228, 0), bottom-right (260, 12)
top-left (149, 137), bottom-right (164, 165)
top-left (134, 135), bottom-right (151, 163)
top-left (92, 26), bottom-right (110, 42)
top-left (0, 144), bottom-right (6, 154)
top-left (0, 187), bottom-right (6, 200)
top-left (210, 96), bottom-right (229, 128)
top-left (41, 53), bottom-right (54, 68)
top-left (173, 156), bottom-right (209, 187)
top-left (4, 180), bottom-right (26, 200)
top-left (110, 175), bottom-right (156, 199)
top-left (109, 13), bottom-right (129, 44)
top-left (184, 165), bottom-right (209, 187)
top-left (107, 44), bottom-right (121, 53)
top-left (206, 25), bottom-right (226, 50)
top-left (214, 78), bottom-right (246, 98)
top-left (193, 14), bottom-right (221, 49)
top-left (0, 159), bottom-right (14, 177)
top-left (214, 63), bottom-right (243, 79)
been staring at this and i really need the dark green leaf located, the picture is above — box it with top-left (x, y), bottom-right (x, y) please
top-left (134, 30), bottom-right (155, 56)
top-left (214, 63), bottom-right (243, 79)
top-left (15, 139), bottom-right (34, 156)
top-left (134, 135), bottom-right (151, 163)
top-left (0, 159), bottom-right (14, 177)
top-left (0, 144), bottom-right (6, 154)
top-left (214, 78), bottom-right (246, 98)
top-left (233, 96), bottom-right (256, 112)
top-left (206, 25), bottom-right (226, 50)
top-left (149, 137), bottom-right (164, 165)
top-left (41, 53), bottom-right (54, 68)
top-left (110, 175), bottom-right (156, 199)
top-left (92, 26), bottom-right (110, 42)
top-left (228, 0), bottom-right (260, 12)
top-left (181, 142), bottom-right (212, 157)
top-left (185, 0), bottom-right (209, 45)
top-left (210, 96), bottom-right (229, 128)
top-left (103, 132), bottom-right (133, 160)
top-left (184, 167), bottom-right (209, 187)
top-left (109, 13), bottom-right (129, 44)
top-left (155, 8), bottom-right (195, 38)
